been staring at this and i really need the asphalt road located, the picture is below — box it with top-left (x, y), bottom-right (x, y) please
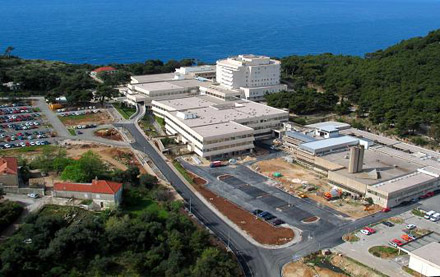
top-left (114, 108), bottom-right (421, 277)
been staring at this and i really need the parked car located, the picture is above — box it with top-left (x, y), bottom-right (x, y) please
top-left (406, 224), bottom-right (417, 230)
top-left (252, 209), bottom-right (263, 216)
top-left (389, 239), bottom-right (404, 247)
top-left (270, 219), bottom-right (285, 226)
top-left (27, 193), bottom-right (39, 199)
top-left (401, 234), bottom-right (414, 242)
top-left (424, 210), bottom-right (436, 219)
top-left (430, 213), bottom-right (440, 222)
top-left (382, 221), bottom-right (394, 227)
top-left (381, 207), bottom-right (391, 213)
top-left (360, 229), bottom-right (371, 235)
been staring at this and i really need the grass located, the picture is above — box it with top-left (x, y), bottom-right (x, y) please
top-left (114, 104), bottom-right (136, 120)
top-left (1, 145), bottom-right (55, 154)
top-left (172, 160), bottom-right (195, 185)
top-left (155, 115), bottom-right (165, 129)
top-left (68, 128), bottom-right (76, 136)
top-left (122, 189), bottom-right (168, 218)
top-left (342, 232), bottom-right (360, 242)
top-left (368, 246), bottom-right (403, 259)
top-left (412, 208), bottom-right (424, 217)
top-left (140, 116), bottom-right (158, 137)
top-left (389, 217), bottom-right (404, 224)
top-left (58, 114), bottom-right (89, 122)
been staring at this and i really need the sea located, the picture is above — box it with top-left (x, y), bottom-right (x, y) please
top-left (1, 0), bottom-right (440, 65)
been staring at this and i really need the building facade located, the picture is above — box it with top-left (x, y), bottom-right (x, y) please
top-left (152, 96), bottom-right (288, 159)
top-left (53, 179), bottom-right (123, 209)
top-left (216, 55), bottom-right (287, 101)
top-left (0, 157), bottom-right (19, 187)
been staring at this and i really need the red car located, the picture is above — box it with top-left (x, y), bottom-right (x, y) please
top-left (390, 239), bottom-right (404, 246)
top-left (364, 227), bottom-right (376, 234)
top-left (426, 192), bottom-right (435, 197)
top-left (382, 208), bottom-right (391, 213)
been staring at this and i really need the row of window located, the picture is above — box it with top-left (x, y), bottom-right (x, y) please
top-left (203, 141), bottom-right (253, 153)
top-left (205, 134), bottom-right (253, 145)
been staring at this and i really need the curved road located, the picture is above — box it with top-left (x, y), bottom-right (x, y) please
top-left (115, 108), bottom-right (419, 277)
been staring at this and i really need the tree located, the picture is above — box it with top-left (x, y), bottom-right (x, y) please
top-left (3, 46), bottom-right (14, 58)
top-left (139, 174), bottom-right (158, 189)
top-left (95, 84), bottom-right (118, 105)
top-left (61, 151), bottom-right (108, 182)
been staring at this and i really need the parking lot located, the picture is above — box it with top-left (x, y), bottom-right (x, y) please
top-left (0, 102), bottom-right (56, 149)
top-left (335, 204), bottom-right (440, 277)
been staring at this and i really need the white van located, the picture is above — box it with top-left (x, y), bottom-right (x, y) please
top-left (424, 210), bottom-right (436, 219)
top-left (430, 213), bottom-right (440, 222)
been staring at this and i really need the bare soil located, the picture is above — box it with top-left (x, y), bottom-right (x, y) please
top-left (65, 145), bottom-right (146, 174)
top-left (94, 128), bottom-right (123, 141)
top-left (59, 110), bottom-right (113, 126)
top-left (253, 158), bottom-right (382, 219)
top-left (283, 254), bottom-right (383, 277)
top-left (189, 172), bottom-right (294, 245)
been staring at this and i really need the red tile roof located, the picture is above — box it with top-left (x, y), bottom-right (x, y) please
top-left (54, 179), bottom-right (122, 195)
top-left (0, 157), bottom-right (18, 175)
top-left (92, 66), bottom-right (117, 73)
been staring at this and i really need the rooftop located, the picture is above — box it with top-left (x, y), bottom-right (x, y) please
top-left (54, 180), bottom-right (122, 195)
top-left (324, 146), bottom-right (421, 185)
top-left (305, 121), bottom-right (351, 131)
top-left (410, 242), bottom-right (440, 266)
top-left (169, 100), bottom-right (287, 128)
top-left (0, 157), bottom-right (18, 175)
top-left (153, 95), bottom-right (223, 111)
top-left (93, 66), bottom-right (117, 73)
top-left (285, 131), bottom-right (316, 143)
top-left (131, 73), bottom-right (176, 84)
top-left (299, 136), bottom-right (359, 154)
top-left (371, 170), bottom-right (436, 194)
top-left (134, 81), bottom-right (183, 92)
top-left (192, 121), bottom-right (253, 139)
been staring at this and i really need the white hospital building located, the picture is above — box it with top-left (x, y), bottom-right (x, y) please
top-left (216, 55), bottom-right (287, 101)
top-left (152, 96), bottom-right (288, 159)
top-left (122, 55), bottom-right (287, 105)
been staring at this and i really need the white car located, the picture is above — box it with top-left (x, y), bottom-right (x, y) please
top-left (360, 229), bottom-right (370, 235)
top-left (30, 141), bottom-right (35, 146)
top-left (4, 144), bottom-right (11, 148)
top-left (27, 193), bottom-right (39, 199)
top-left (424, 210), bottom-right (436, 219)
top-left (406, 224), bottom-right (416, 230)
top-left (35, 141), bottom-right (41, 146)
top-left (430, 213), bottom-right (440, 222)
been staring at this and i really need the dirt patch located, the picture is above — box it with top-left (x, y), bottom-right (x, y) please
top-left (283, 253), bottom-right (384, 277)
top-left (342, 233), bottom-right (360, 242)
top-left (189, 173), bottom-right (294, 245)
top-left (252, 158), bottom-right (382, 219)
top-left (65, 145), bottom-right (146, 174)
top-left (94, 128), bottom-right (123, 141)
top-left (331, 254), bottom-right (384, 277)
top-left (302, 216), bottom-right (319, 223)
top-left (59, 110), bottom-right (113, 126)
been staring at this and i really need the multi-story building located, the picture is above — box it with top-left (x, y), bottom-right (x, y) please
top-left (152, 96), bottom-right (288, 159)
top-left (216, 54), bottom-right (287, 101)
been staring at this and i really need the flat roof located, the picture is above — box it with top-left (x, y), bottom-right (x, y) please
top-left (299, 136), bottom-right (359, 154)
top-left (285, 131), bottom-right (316, 143)
top-left (153, 96), bottom-right (223, 111)
top-left (131, 73), bottom-right (176, 83)
top-left (134, 81), bottom-right (183, 91)
top-left (169, 100), bottom-right (287, 128)
top-left (324, 146), bottom-right (420, 185)
top-left (192, 121), bottom-right (253, 138)
top-left (410, 242), bottom-right (440, 266)
top-left (306, 121), bottom-right (351, 130)
top-left (372, 171), bottom-right (436, 194)
top-left (340, 128), bottom-right (399, 146)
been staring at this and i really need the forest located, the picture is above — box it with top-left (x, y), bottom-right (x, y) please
top-left (0, 148), bottom-right (239, 277)
top-left (270, 29), bottom-right (440, 138)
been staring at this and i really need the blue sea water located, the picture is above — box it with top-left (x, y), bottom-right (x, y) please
top-left (1, 0), bottom-right (440, 64)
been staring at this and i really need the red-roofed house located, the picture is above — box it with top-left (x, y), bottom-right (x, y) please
top-left (53, 179), bottom-right (123, 209)
top-left (0, 157), bottom-right (19, 187)
top-left (90, 66), bottom-right (117, 77)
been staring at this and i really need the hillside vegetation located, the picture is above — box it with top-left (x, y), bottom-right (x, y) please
top-left (274, 29), bottom-right (440, 138)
